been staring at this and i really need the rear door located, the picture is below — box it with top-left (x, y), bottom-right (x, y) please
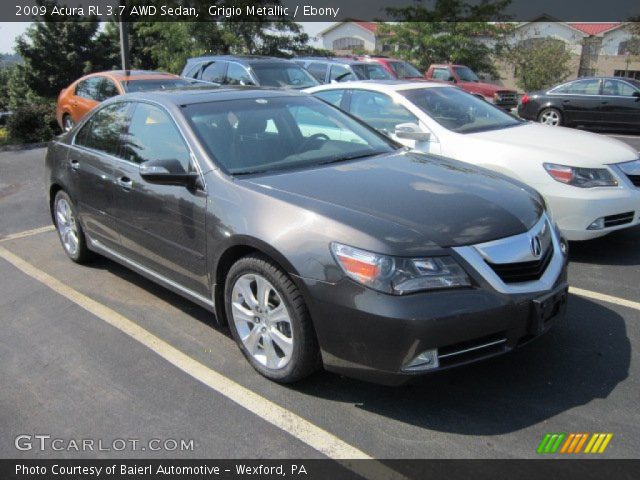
top-left (600, 78), bottom-right (640, 127)
top-left (69, 102), bottom-right (132, 251)
top-left (200, 61), bottom-right (228, 84)
top-left (111, 102), bottom-right (208, 295)
top-left (550, 79), bottom-right (602, 125)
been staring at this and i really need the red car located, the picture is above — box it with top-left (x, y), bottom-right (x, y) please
top-left (354, 56), bottom-right (426, 80)
top-left (425, 64), bottom-right (519, 110)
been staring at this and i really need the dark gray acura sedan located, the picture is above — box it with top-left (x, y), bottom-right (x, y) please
top-left (46, 88), bottom-right (568, 385)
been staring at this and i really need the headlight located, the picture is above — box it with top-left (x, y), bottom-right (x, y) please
top-left (330, 243), bottom-right (471, 295)
top-left (543, 163), bottom-right (618, 188)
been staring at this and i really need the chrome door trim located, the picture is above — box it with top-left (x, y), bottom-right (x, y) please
top-left (87, 235), bottom-right (215, 312)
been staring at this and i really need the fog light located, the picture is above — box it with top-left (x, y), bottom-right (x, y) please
top-left (587, 217), bottom-right (605, 230)
top-left (560, 238), bottom-right (569, 255)
top-left (403, 349), bottom-right (439, 372)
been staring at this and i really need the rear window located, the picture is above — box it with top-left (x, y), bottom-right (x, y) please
top-left (122, 78), bottom-right (192, 92)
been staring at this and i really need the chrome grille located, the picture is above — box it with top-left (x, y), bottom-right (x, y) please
top-left (486, 247), bottom-right (553, 283)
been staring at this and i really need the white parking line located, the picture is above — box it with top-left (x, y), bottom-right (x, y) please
top-left (0, 225), bottom-right (55, 242)
top-left (0, 244), bottom-right (406, 480)
top-left (570, 286), bottom-right (640, 312)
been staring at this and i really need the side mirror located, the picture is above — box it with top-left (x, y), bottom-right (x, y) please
top-left (633, 91), bottom-right (640, 100)
top-left (394, 123), bottom-right (431, 142)
top-left (139, 159), bottom-right (199, 188)
top-left (447, 76), bottom-right (457, 83)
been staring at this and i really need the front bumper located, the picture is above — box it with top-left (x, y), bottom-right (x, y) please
top-left (540, 182), bottom-right (640, 241)
top-left (299, 265), bottom-right (568, 386)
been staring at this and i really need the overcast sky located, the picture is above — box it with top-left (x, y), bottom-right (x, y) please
top-left (0, 22), bottom-right (331, 54)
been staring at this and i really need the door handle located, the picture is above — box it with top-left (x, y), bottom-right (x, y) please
top-left (562, 100), bottom-right (570, 104)
top-left (116, 176), bottom-right (133, 191)
top-left (69, 159), bottom-right (80, 171)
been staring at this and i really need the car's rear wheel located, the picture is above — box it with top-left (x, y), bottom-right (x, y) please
top-left (62, 114), bottom-right (75, 132)
top-left (53, 190), bottom-right (92, 263)
top-left (538, 107), bottom-right (562, 126)
top-left (225, 254), bottom-right (320, 383)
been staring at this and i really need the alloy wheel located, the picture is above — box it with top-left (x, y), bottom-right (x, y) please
top-left (539, 109), bottom-right (560, 126)
top-left (55, 197), bottom-right (79, 256)
top-left (230, 273), bottom-right (293, 370)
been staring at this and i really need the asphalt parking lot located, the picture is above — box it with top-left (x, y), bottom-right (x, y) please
top-left (1, 134), bottom-right (639, 464)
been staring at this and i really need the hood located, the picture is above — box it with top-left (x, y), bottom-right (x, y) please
top-left (460, 81), bottom-right (513, 95)
top-left (242, 151), bottom-right (543, 248)
top-left (468, 123), bottom-right (638, 167)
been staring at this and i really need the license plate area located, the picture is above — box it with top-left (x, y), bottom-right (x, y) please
top-left (530, 284), bottom-right (568, 335)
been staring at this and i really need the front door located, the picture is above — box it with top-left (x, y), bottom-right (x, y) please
top-left (111, 102), bottom-right (209, 296)
top-left (600, 78), bottom-right (640, 128)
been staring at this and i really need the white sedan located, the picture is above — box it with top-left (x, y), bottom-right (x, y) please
top-left (305, 81), bottom-right (640, 241)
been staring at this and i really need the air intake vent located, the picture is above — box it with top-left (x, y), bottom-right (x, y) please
top-left (603, 211), bottom-right (635, 228)
top-left (487, 246), bottom-right (553, 284)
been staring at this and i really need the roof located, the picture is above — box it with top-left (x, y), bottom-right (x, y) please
top-left (118, 87), bottom-right (306, 106)
top-left (566, 23), bottom-right (620, 36)
top-left (185, 55), bottom-right (292, 64)
top-left (305, 80), bottom-right (450, 94)
top-left (86, 70), bottom-right (178, 81)
top-left (295, 56), bottom-right (381, 66)
top-left (317, 20), bottom-right (379, 37)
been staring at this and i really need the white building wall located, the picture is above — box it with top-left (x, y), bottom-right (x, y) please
top-left (507, 22), bottom-right (584, 55)
top-left (600, 26), bottom-right (634, 55)
top-left (320, 23), bottom-right (377, 52)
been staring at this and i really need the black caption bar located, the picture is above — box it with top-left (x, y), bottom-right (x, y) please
top-left (3, 0), bottom-right (640, 22)
top-left (2, 459), bottom-right (640, 480)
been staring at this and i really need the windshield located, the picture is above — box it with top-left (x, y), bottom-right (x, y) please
top-left (122, 78), bottom-right (192, 92)
top-left (350, 64), bottom-right (394, 80)
top-left (250, 63), bottom-right (318, 89)
top-left (185, 96), bottom-right (396, 175)
top-left (388, 61), bottom-right (423, 79)
top-left (401, 87), bottom-right (521, 134)
top-left (453, 66), bottom-right (480, 82)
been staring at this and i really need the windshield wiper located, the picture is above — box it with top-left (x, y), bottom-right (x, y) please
top-left (317, 151), bottom-right (387, 166)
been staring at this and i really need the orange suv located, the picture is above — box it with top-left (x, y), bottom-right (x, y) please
top-left (56, 70), bottom-right (194, 131)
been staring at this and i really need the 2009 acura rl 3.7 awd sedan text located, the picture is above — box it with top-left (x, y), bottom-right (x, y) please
top-left (46, 88), bottom-right (568, 385)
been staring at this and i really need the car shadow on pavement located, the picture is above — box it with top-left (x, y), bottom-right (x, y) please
top-left (569, 225), bottom-right (640, 266)
top-left (293, 294), bottom-right (630, 435)
top-left (84, 256), bottom-right (630, 436)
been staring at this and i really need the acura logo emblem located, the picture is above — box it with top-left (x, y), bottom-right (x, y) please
top-left (530, 235), bottom-right (543, 258)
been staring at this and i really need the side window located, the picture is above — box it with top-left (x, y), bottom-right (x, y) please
top-left (95, 78), bottom-right (119, 101)
top-left (330, 64), bottom-right (355, 82)
top-left (307, 62), bottom-right (328, 82)
top-left (432, 68), bottom-right (452, 81)
top-left (225, 63), bottom-right (254, 86)
top-left (75, 77), bottom-right (102, 100)
top-left (201, 62), bottom-right (226, 83)
top-left (75, 102), bottom-right (130, 156)
top-left (122, 103), bottom-right (191, 171)
top-left (349, 90), bottom-right (418, 133)
top-left (602, 79), bottom-right (637, 96)
top-left (313, 89), bottom-right (345, 107)
top-left (556, 79), bottom-right (601, 95)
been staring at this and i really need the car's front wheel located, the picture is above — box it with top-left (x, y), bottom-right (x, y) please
top-left (538, 107), bottom-right (562, 126)
top-left (53, 190), bottom-right (92, 263)
top-left (225, 254), bottom-right (320, 383)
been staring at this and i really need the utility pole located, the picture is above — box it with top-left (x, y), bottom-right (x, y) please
top-left (119, 21), bottom-right (131, 71)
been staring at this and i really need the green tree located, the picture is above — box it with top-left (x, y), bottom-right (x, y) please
top-left (14, 1), bottom-right (114, 98)
top-left (379, 0), bottom-right (512, 76)
top-left (504, 38), bottom-right (572, 91)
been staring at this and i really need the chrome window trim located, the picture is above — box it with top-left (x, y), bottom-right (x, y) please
top-left (453, 213), bottom-right (564, 295)
top-left (70, 99), bottom-right (207, 190)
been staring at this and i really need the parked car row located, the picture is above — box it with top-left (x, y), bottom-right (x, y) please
top-left (47, 56), bottom-right (639, 385)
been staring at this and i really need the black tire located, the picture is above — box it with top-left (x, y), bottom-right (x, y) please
top-left (224, 254), bottom-right (321, 383)
top-left (538, 107), bottom-right (563, 126)
top-left (53, 190), bottom-right (93, 263)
